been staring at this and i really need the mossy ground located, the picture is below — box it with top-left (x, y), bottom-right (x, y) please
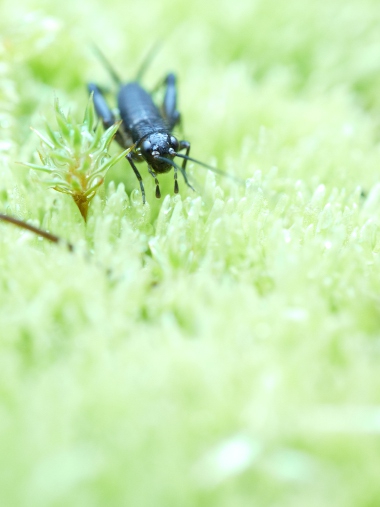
top-left (1, 1), bottom-right (380, 506)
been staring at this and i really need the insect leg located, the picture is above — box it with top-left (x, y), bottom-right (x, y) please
top-left (88, 83), bottom-right (116, 129)
top-left (87, 83), bottom-right (132, 148)
top-left (126, 152), bottom-right (146, 204)
top-left (147, 167), bottom-right (162, 198)
top-left (177, 140), bottom-right (194, 191)
top-left (178, 140), bottom-right (190, 167)
top-left (162, 73), bottom-right (180, 130)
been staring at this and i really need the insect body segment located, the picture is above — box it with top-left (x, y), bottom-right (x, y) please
top-left (88, 71), bottom-right (193, 203)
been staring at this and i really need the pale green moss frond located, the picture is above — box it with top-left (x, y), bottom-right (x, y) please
top-left (22, 95), bottom-right (129, 220)
top-left (1, 3), bottom-right (380, 507)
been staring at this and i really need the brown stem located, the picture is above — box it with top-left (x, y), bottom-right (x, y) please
top-left (0, 213), bottom-right (73, 251)
top-left (73, 194), bottom-right (89, 221)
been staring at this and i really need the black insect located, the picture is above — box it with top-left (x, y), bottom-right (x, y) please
top-left (88, 48), bottom-right (238, 203)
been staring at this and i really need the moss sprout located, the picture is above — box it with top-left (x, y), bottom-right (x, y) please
top-left (23, 96), bottom-right (129, 220)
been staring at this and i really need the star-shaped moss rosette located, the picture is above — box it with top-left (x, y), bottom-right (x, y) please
top-left (23, 95), bottom-right (129, 220)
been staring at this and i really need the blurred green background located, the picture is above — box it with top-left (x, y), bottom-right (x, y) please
top-left (1, 0), bottom-right (380, 506)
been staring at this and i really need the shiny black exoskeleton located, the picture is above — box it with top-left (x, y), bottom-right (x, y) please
top-left (88, 69), bottom-right (193, 202)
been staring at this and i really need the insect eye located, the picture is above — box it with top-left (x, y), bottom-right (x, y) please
top-left (142, 140), bottom-right (152, 153)
top-left (170, 136), bottom-right (179, 151)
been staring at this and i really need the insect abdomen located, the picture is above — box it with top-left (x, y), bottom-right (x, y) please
top-left (118, 83), bottom-right (168, 142)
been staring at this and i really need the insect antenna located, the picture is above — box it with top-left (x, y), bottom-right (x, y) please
top-left (135, 42), bottom-right (162, 82)
top-left (174, 153), bottom-right (245, 184)
top-left (0, 213), bottom-right (73, 251)
top-left (91, 44), bottom-right (122, 86)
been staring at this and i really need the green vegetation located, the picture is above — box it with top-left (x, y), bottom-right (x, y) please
top-left (24, 97), bottom-right (129, 220)
top-left (1, 1), bottom-right (380, 506)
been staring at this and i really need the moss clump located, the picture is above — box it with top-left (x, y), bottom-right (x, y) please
top-left (1, 1), bottom-right (380, 506)
top-left (24, 96), bottom-right (129, 220)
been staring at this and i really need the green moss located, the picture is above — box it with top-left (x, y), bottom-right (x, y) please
top-left (1, 0), bottom-right (380, 505)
